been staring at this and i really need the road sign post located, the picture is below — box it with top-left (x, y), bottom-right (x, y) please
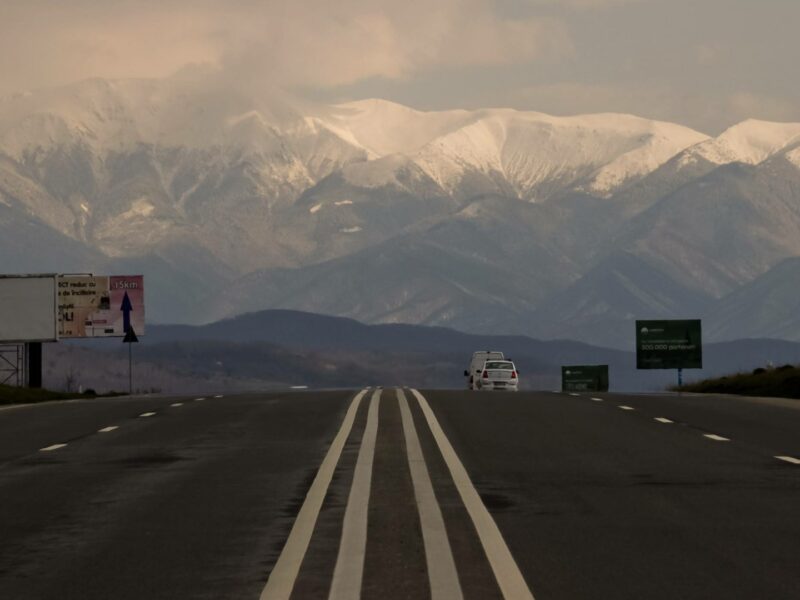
top-left (123, 327), bottom-right (138, 395)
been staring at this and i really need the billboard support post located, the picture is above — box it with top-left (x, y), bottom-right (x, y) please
top-left (26, 342), bottom-right (42, 389)
top-left (678, 368), bottom-right (683, 389)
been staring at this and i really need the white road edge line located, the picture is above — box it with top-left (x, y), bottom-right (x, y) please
top-left (259, 389), bottom-right (368, 600)
top-left (654, 417), bottom-right (673, 424)
top-left (39, 444), bottom-right (67, 452)
top-left (618, 405), bottom-right (635, 411)
top-left (171, 403), bottom-right (183, 407)
top-left (704, 434), bottom-right (730, 442)
top-left (775, 455), bottom-right (800, 465)
top-left (328, 389), bottom-right (381, 600)
top-left (397, 389), bottom-right (464, 600)
top-left (591, 397), bottom-right (603, 402)
top-left (411, 389), bottom-right (536, 600)
top-left (139, 412), bottom-right (156, 418)
top-left (98, 426), bottom-right (119, 433)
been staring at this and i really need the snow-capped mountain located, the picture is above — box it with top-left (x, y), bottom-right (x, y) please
top-left (2, 75), bottom-right (800, 345)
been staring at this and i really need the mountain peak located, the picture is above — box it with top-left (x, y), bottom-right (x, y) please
top-left (681, 118), bottom-right (800, 167)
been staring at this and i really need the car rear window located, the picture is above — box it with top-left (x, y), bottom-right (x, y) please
top-left (484, 361), bottom-right (513, 370)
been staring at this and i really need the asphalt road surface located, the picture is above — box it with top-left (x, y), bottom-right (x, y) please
top-left (0, 388), bottom-right (798, 599)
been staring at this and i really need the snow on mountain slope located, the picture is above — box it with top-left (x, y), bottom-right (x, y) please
top-left (322, 102), bottom-right (708, 199)
top-left (678, 119), bottom-right (800, 168)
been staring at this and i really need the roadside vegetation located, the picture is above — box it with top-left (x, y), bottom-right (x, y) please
top-left (676, 364), bottom-right (800, 399)
top-left (0, 383), bottom-right (88, 405)
top-left (0, 384), bottom-right (125, 405)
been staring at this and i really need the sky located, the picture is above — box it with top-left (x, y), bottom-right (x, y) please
top-left (1, 0), bottom-right (799, 133)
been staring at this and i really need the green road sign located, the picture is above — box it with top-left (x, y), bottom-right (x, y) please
top-left (636, 319), bottom-right (702, 370)
top-left (562, 365), bottom-right (609, 392)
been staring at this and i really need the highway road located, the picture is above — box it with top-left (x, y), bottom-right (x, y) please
top-left (0, 388), bottom-right (798, 599)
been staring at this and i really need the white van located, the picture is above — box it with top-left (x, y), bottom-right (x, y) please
top-left (464, 351), bottom-right (505, 390)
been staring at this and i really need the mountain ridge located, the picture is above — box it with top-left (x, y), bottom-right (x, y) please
top-left (3, 75), bottom-right (800, 346)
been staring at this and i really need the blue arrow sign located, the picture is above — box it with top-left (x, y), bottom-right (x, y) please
top-left (121, 292), bottom-right (133, 334)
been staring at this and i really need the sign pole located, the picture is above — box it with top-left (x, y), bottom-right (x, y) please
top-left (677, 367), bottom-right (683, 389)
top-left (123, 326), bottom-right (138, 396)
top-left (128, 340), bottom-right (132, 395)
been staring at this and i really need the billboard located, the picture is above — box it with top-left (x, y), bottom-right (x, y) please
top-left (636, 319), bottom-right (702, 369)
top-left (561, 365), bottom-right (609, 392)
top-left (0, 275), bottom-right (59, 343)
top-left (58, 275), bottom-right (144, 338)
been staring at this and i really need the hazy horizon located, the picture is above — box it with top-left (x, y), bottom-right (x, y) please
top-left (3, 1), bottom-right (800, 134)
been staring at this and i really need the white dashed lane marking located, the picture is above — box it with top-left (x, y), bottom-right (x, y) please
top-left (569, 393), bottom-right (580, 397)
top-left (214, 395), bottom-right (223, 398)
top-left (704, 434), bottom-right (730, 442)
top-left (98, 426), bottom-right (119, 433)
top-left (654, 417), bottom-right (673, 424)
top-left (171, 402), bottom-right (183, 407)
top-left (139, 412), bottom-right (156, 418)
top-left (39, 444), bottom-right (67, 452)
top-left (194, 397), bottom-right (205, 402)
top-left (775, 455), bottom-right (800, 465)
top-left (618, 405), bottom-right (635, 411)
top-left (591, 397), bottom-right (603, 402)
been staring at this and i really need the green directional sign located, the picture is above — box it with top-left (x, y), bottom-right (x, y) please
top-left (562, 365), bottom-right (609, 392)
top-left (636, 319), bottom-right (702, 370)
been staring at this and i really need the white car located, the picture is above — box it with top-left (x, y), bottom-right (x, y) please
top-left (465, 351), bottom-right (505, 390)
top-left (475, 360), bottom-right (519, 391)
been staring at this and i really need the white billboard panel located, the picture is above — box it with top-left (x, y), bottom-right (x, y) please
top-left (0, 275), bottom-right (58, 343)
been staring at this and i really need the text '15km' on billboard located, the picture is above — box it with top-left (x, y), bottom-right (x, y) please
top-left (0, 274), bottom-right (59, 343)
top-left (636, 319), bottom-right (702, 370)
top-left (58, 275), bottom-right (144, 338)
top-left (562, 365), bottom-right (609, 392)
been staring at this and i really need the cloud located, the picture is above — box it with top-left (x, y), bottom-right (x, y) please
top-left (509, 82), bottom-right (800, 133)
top-left (0, 0), bottom-right (570, 95)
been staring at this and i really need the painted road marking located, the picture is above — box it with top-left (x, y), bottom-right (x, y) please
top-left (398, 390), bottom-right (463, 600)
top-left (98, 426), bottom-right (119, 433)
top-left (654, 417), bottom-right (673, 424)
top-left (412, 389), bottom-right (536, 600)
top-left (214, 395), bottom-right (223, 398)
top-left (194, 397), bottom-right (205, 402)
top-left (39, 444), bottom-right (67, 452)
top-left (329, 389), bottom-right (382, 600)
top-left (591, 397), bottom-right (603, 402)
top-left (259, 389), bottom-right (368, 600)
top-left (569, 393), bottom-right (580, 397)
top-left (171, 402), bottom-right (183, 407)
top-left (139, 412), bottom-right (156, 418)
top-left (775, 456), bottom-right (800, 465)
top-left (704, 434), bottom-right (730, 442)
top-left (618, 405), bottom-right (635, 411)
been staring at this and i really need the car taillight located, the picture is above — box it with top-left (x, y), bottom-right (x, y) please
top-left (511, 371), bottom-right (517, 379)
top-left (482, 370), bottom-right (488, 378)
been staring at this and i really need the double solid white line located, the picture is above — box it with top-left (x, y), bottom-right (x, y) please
top-left (412, 389), bottom-right (534, 600)
top-left (328, 390), bottom-right (381, 599)
top-left (261, 388), bottom-right (535, 599)
top-left (259, 389), bottom-right (368, 600)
